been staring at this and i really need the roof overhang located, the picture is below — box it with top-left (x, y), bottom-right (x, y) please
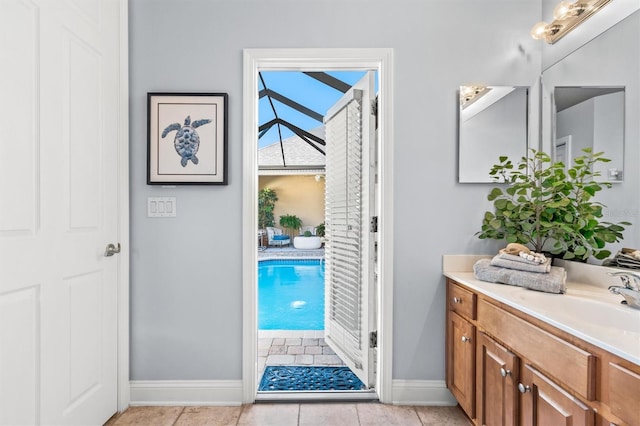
top-left (259, 167), bottom-right (325, 176)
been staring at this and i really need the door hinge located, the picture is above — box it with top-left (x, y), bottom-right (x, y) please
top-left (370, 216), bottom-right (378, 233)
top-left (369, 331), bottom-right (377, 348)
top-left (371, 97), bottom-right (379, 129)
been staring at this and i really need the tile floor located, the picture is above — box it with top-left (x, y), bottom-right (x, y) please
top-left (105, 403), bottom-right (472, 425)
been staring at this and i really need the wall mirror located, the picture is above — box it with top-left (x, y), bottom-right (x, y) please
top-left (542, 10), bottom-right (639, 183)
top-left (458, 86), bottom-right (529, 183)
top-left (541, 9), bottom-right (639, 257)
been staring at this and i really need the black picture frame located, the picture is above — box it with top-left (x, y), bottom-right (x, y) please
top-left (147, 92), bottom-right (228, 185)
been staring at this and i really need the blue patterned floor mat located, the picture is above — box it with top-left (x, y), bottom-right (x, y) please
top-left (258, 366), bottom-right (365, 391)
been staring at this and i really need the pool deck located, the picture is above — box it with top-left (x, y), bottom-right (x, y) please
top-left (257, 246), bottom-right (347, 383)
top-left (258, 245), bottom-right (324, 259)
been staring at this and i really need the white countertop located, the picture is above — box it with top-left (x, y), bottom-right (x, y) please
top-left (443, 267), bottom-right (640, 366)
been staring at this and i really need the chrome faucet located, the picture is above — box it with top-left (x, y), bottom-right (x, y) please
top-left (608, 271), bottom-right (640, 309)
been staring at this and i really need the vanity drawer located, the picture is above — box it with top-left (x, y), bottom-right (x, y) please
top-left (609, 362), bottom-right (640, 426)
top-left (478, 299), bottom-right (596, 401)
top-left (447, 281), bottom-right (476, 320)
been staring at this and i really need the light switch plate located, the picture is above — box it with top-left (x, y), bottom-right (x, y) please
top-left (148, 197), bottom-right (177, 217)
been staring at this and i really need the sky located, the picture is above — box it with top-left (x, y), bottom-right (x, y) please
top-left (258, 71), bottom-right (371, 149)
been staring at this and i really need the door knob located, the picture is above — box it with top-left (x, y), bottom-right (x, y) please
top-left (104, 243), bottom-right (121, 257)
top-left (461, 336), bottom-right (471, 343)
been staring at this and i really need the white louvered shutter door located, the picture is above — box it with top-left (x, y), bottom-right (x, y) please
top-left (324, 71), bottom-right (376, 388)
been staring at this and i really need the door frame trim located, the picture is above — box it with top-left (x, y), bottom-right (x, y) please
top-left (117, 0), bottom-right (130, 412)
top-left (241, 48), bottom-right (394, 403)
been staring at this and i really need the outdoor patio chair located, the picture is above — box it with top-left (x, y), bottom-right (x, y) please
top-left (266, 227), bottom-right (291, 246)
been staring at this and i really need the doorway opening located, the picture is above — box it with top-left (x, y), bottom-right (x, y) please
top-left (257, 70), bottom-right (372, 395)
top-left (242, 48), bottom-right (394, 404)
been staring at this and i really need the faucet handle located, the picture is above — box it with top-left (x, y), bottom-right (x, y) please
top-left (608, 271), bottom-right (640, 290)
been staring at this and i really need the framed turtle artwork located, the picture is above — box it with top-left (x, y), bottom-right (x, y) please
top-left (147, 92), bottom-right (228, 185)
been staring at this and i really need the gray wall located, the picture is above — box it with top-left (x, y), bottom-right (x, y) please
top-left (557, 92), bottom-right (625, 179)
top-left (593, 92), bottom-right (625, 178)
top-left (557, 98), bottom-right (595, 157)
top-left (129, 0), bottom-right (544, 381)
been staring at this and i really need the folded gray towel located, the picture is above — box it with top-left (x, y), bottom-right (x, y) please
top-left (490, 254), bottom-right (552, 273)
top-left (473, 259), bottom-right (566, 294)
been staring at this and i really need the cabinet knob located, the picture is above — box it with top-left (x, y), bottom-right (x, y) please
top-left (452, 297), bottom-right (461, 304)
top-left (461, 336), bottom-right (471, 343)
top-left (518, 383), bottom-right (531, 393)
top-left (500, 367), bottom-right (511, 377)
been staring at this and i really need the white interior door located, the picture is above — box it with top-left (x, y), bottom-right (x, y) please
top-left (323, 71), bottom-right (377, 388)
top-left (0, 1), bottom-right (121, 424)
top-left (554, 135), bottom-right (572, 173)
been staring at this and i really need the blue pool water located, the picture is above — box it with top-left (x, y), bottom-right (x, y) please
top-left (258, 259), bottom-right (324, 330)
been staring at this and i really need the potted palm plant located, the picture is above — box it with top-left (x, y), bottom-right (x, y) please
top-left (477, 148), bottom-right (630, 261)
top-left (279, 214), bottom-right (303, 239)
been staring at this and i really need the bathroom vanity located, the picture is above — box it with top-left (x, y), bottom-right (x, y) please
top-left (443, 258), bottom-right (640, 426)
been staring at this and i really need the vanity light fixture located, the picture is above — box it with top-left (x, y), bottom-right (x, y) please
top-left (530, 0), bottom-right (611, 44)
top-left (460, 85), bottom-right (490, 109)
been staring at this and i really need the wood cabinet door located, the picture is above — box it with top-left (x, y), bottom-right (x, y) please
top-left (520, 364), bottom-right (594, 426)
top-left (608, 362), bottom-right (640, 426)
top-left (476, 332), bottom-right (519, 426)
top-left (447, 311), bottom-right (476, 418)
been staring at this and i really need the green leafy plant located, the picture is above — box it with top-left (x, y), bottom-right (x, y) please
top-left (258, 188), bottom-right (278, 229)
top-left (279, 214), bottom-right (303, 238)
top-left (315, 222), bottom-right (325, 238)
top-left (303, 230), bottom-right (312, 237)
top-left (477, 148), bottom-right (630, 261)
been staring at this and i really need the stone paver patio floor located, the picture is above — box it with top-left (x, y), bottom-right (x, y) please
top-left (258, 332), bottom-right (346, 383)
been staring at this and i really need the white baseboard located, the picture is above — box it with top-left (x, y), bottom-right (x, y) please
top-left (129, 380), bottom-right (243, 406)
top-left (391, 380), bottom-right (457, 406)
top-left (129, 379), bottom-right (455, 407)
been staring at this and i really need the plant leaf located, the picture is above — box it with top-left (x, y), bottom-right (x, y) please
top-left (490, 219), bottom-right (502, 229)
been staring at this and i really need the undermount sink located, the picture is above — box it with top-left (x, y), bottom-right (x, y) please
top-left (511, 285), bottom-right (640, 335)
top-left (553, 296), bottom-right (640, 334)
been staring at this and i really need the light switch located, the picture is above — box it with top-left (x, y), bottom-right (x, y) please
top-left (148, 197), bottom-right (177, 217)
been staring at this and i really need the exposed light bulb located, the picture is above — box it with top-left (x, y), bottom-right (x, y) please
top-left (460, 86), bottom-right (474, 98)
top-left (529, 0), bottom-right (611, 44)
top-left (530, 21), bottom-right (549, 40)
top-left (553, 1), bottom-right (573, 19)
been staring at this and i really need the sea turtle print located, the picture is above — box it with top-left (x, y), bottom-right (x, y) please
top-left (161, 115), bottom-right (212, 167)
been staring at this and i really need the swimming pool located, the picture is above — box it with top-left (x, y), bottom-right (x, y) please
top-left (258, 259), bottom-right (324, 330)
